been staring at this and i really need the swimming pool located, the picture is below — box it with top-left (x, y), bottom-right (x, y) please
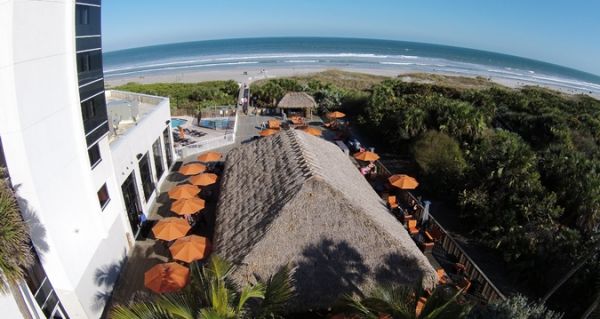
top-left (199, 118), bottom-right (233, 130)
top-left (170, 118), bottom-right (187, 128)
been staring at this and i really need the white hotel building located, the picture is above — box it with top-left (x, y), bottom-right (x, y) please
top-left (0, 0), bottom-right (175, 318)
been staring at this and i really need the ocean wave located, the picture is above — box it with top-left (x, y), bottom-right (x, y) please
top-left (284, 60), bottom-right (319, 63)
top-left (105, 61), bottom-right (259, 77)
top-left (380, 62), bottom-right (416, 66)
top-left (105, 53), bottom-right (399, 73)
top-left (487, 69), bottom-right (523, 76)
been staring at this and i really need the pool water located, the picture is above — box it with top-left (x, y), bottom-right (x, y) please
top-left (199, 118), bottom-right (232, 130)
top-left (171, 118), bottom-right (187, 128)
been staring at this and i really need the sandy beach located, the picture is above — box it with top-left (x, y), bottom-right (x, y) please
top-left (105, 66), bottom-right (600, 99)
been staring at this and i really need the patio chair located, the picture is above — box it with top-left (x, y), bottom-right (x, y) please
top-left (455, 276), bottom-right (472, 293)
top-left (407, 219), bottom-right (419, 235)
top-left (387, 195), bottom-right (399, 210)
top-left (436, 268), bottom-right (449, 285)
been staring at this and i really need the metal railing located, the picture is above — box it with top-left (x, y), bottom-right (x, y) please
top-left (176, 111), bottom-right (239, 158)
top-left (427, 215), bottom-right (506, 302)
top-left (373, 158), bottom-right (506, 303)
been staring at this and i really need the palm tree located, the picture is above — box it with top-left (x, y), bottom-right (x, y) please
top-left (111, 255), bottom-right (294, 319)
top-left (0, 176), bottom-right (33, 293)
top-left (342, 284), bottom-right (471, 319)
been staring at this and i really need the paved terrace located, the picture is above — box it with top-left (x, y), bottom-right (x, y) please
top-left (107, 108), bottom-right (324, 310)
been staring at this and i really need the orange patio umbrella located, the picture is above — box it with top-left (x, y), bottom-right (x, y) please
top-left (144, 262), bottom-right (189, 293)
top-left (152, 217), bottom-right (191, 241)
top-left (388, 174), bottom-right (419, 190)
top-left (299, 126), bottom-right (322, 136)
top-left (197, 151), bottom-right (222, 163)
top-left (168, 184), bottom-right (200, 200)
top-left (354, 151), bottom-right (380, 162)
top-left (267, 119), bottom-right (281, 129)
top-left (169, 235), bottom-right (212, 263)
top-left (327, 111), bottom-right (346, 119)
top-left (171, 197), bottom-right (205, 215)
top-left (189, 173), bottom-right (218, 186)
top-left (259, 128), bottom-right (279, 137)
top-left (178, 163), bottom-right (207, 175)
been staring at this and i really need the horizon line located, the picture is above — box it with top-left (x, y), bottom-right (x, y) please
top-left (103, 36), bottom-right (600, 78)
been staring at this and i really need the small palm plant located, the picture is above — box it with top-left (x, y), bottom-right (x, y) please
top-left (111, 255), bottom-right (294, 319)
top-left (342, 284), bottom-right (471, 319)
top-left (0, 176), bottom-right (33, 293)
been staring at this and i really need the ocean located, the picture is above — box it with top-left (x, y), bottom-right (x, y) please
top-left (103, 37), bottom-right (600, 93)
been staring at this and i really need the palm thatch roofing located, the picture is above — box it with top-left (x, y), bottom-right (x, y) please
top-left (214, 130), bottom-right (437, 311)
top-left (277, 92), bottom-right (317, 109)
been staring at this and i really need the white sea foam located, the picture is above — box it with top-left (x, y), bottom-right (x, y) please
top-left (487, 69), bottom-right (523, 76)
top-left (379, 62), bottom-right (415, 66)
top-left (284, 60), bottom-right (319, 63)
top-left (105, 61), bottom-right (259, 77)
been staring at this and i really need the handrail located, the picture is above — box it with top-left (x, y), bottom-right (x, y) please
top-left (428, 215), bottom-right (506, 301)
top-left (374, 158), bottom-right (506, 302)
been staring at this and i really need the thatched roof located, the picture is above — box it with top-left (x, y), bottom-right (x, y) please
top-left (214, 130), bottom-right (437, 311)
top-left (277, 92), bottom-right (317, 109)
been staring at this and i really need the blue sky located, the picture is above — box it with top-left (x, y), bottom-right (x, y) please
top-left (102, 0), bottom-right (600, 75)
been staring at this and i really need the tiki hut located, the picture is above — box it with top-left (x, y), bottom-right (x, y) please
top-left (214, 130), bottom-right (437, 311)
top-left (277, 92), bottom-right (317, 118)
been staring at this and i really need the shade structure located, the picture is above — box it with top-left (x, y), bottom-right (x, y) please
top-left (178, 163), bottom-right (207, 175)
top-left (388, 174), bottom-right (419, 190)
top-left (259, 129), bottom-right (279, 137)
top-left (197, 151), bottom-right (222, 163)
top-left (354, 151), bottom-right (380, 162)
top-left (168, 184), bottom-right (200, 200)
top-left (144, 262), bottom-right (189, 293)
top-left (169, 235), bottom-right (212, 263)
top-left (171, 197), bottom-right (206, 215)
top-left (299, 126), bottom-right (322, 136)
top-left (327, 111), bottom-right (346, 119)
top-left (189, 173), bottom-right (218, 186)
top-left (267, 119), bottom-right (281, 129)
top-left (152, 217), bottom-right (191, 241)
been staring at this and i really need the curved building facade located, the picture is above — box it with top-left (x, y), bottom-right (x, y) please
top-left (0, 1), bottom-right (174, 317)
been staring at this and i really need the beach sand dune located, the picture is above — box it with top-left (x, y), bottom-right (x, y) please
top-left (105, 66), bottom-right (600, 99)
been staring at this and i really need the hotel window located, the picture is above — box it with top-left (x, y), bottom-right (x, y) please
top-left (88, 143), bottom-right (101, 168)
top-left (97, 183), bottom-right (110, 210)
top-left (81, 99), bottom-right (96, 122)
top-left (77, 53), bottom-right (91, 73)
top-left (139, 153), bottom-right (155, 201)
top-left (76, 6), bottom-right (89, 25)
top-left (163, 128), bottom-right (173, 167)
top-left (25, 253), bottom-right (70, 318)
top-left (152, 138), bottom-right (164, 180)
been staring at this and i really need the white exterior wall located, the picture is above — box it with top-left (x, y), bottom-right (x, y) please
top-left (0, 293), bottom-right (25, 319)
top-left (0, 1), bottom-right (133, 318)
top-left (108, 92), bottom-right (173, 217)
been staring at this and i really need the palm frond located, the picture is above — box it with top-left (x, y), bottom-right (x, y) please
top-left (155, 294), bottom-right (196, 319)
top-left (420, 286), bottom-right (470, 319)
top-left (110, 302), bottom-right (173, 319)
top-left (342, 294), bottom-right (380, 319)
top-left (0, 180), bottom-right (33, 293)
top-left (254, 264), bottom-right (295, 319)
top-left (237, 283), bottom-right (265, 314)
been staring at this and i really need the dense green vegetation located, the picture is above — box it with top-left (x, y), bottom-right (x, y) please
top-left (0, 171), bottom-right (33, 293)
top-left (357, 79), bottom-right (600, 318)
top-left (113, 81), bottom-right (239, 114)
top-left (252, 72), bottom-right (600, 317)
